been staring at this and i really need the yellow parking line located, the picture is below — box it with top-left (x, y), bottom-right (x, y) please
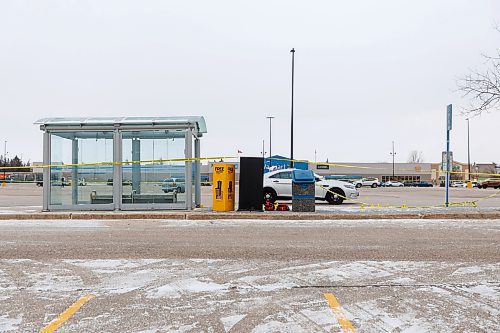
top-left (40, 294), bottom-right (94, 333)
top-left (324, 293), bottom-right (356, 333)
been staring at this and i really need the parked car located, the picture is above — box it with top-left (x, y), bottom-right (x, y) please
top-left (461, 181), bottom-right (478, 188)
top-left (263, 168), bottom-right (359, 205)
top-left (384, 181), bottom-right (404, 187)
top-left (107, 179), bottom-right (132, 186)
top-left (353, 177), bottom-right (380, 188)
top-left (414, 181), bottom-right (433, 187)
top-left (451, 182), bottom-right (465, 188)
top-left (478, 178), bottom-right (500, 189)
top-left (161, 177), bottom-right (186, 193)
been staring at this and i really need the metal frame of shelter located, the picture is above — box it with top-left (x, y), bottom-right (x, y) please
top-left (35, 117), bottom-right (207, 211)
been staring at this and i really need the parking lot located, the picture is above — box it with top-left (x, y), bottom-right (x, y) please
top-left (0, 218), bottom-right (499, 332)
top-left (1, 183), bottom-right (500, 213)
top-left (0, 183), bottom-right (499, 332)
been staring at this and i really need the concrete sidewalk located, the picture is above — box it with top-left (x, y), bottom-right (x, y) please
top-left (0, 207), bottom-right (499, 220)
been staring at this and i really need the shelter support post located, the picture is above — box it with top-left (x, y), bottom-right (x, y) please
top-left (71, 139), bottom-right (78, 205)
top-left (132, 138), bottom-right (141, 195)
top-left (185, 129), bottom-right (193, 210)
top-left (113, 130), bottom-right (122, 210)
top-left (194, 137), bottom-right (201, 207)
top-left (42, 131), bottom-right (50, 211)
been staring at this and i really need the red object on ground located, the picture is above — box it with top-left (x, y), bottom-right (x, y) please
top-left (276, 203), bottom-right (290, 211)
top-left (264, 200), bottom-right (275, 211)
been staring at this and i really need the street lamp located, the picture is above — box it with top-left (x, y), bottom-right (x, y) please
top-left (467, 118), bottom-right (471, 181)
top-left (390, 141), bottom-right (396, 180)
top-left (290, 48), bottom-right (295, 168)
top-left (266, 116), bottom-right (274, 167)
top-left (3, 140), bottom-right (6, 180)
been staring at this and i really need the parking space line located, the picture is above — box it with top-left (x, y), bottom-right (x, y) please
top-left (324, 293), bottom-right (356, 333)
top-left (40, 294), bottom-right (94, 333)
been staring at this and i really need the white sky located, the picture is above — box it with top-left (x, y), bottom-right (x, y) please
top-left (1, 0), bottom-right (499, 165)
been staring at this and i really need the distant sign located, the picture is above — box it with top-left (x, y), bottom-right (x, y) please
top-left (441, 151), bottom-right (453, 171)
top-left (316, 164), bottom-right (329, 170)
top-left (447, 104), bottom-right (452, 131)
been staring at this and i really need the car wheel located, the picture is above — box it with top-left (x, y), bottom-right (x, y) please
top-left (371, 183), bottom-right (378, 188)
top-left (355, 183), bottom-right (362, 188)
top-left (483, 185), bottom-right (488, 189)
top-left (263, 188), bottom-right (277, 203)
top-left (326, 188), bottom-right (344, 205)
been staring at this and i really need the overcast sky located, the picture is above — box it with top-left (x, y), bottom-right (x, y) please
top-left (1, 0), bottom-right (499, 165)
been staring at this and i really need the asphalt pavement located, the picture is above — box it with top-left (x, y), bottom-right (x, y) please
top-left (1, 218), bottom-right (499, 332)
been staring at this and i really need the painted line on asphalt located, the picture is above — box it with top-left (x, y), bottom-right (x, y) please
top-left (324, 293), bottom-right (356, 333)
top-left (40, 294), bottom-right (94, 333)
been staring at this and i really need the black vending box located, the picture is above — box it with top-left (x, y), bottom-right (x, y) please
top-left (238, 157), bottom-right (264, 211)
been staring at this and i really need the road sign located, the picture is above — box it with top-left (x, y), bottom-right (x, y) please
top-left (447, 104), bottom-right (452, 131)
top-left (442, 151), bottom-right (453, 171)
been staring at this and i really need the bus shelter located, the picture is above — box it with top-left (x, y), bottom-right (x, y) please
top-left (35, 117), bottom-right (207, 211)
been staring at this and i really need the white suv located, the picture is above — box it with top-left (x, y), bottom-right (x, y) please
top-left (263, 168), bottom-right (359, 205)
top-left (353, 177), bottom-right (380, 188)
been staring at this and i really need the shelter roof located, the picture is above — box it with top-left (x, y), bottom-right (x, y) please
top-left (34, 116), bottom-right (207, 133)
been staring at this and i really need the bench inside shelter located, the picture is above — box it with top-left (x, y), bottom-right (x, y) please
top-left (90, 191), bottom-right (177, 204)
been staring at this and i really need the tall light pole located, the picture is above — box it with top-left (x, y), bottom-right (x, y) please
top-left (261, 139), bottom-right (266, 160)
top-left (3, 141), bottom-right (7, 180)
top-left (467, 118), bottom-right (471, 181)
top-left (290, 48), bottom-right (295, 168)
top-left (390, 141), bottom-right (396, 180)
top-left (266, 116), bottom-right (274, 167)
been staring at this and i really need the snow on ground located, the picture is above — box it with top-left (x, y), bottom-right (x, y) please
top-left (0, 219), bottom-right (107, 228)
top-left (0, 314), bottom-right (22, 332)
top-left (0, 259), bottom-right (498, 332)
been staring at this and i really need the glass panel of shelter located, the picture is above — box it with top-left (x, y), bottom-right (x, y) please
top-left (121, 130), bottom-right (186, 206)
top-left (50, 131), bottom-right (114, 206)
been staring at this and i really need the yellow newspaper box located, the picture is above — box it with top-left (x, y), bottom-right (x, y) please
top-left (212, 163), bottom-right (235, 211)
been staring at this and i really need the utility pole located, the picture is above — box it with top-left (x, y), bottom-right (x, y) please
top-left (290, 48), bottom-right (295, 168)
top-left (266, 116), bottom-right (274, 167)
top-left (390, 141), bottom-right (396, 180)
top-left (3, 141), bottom-right (6, 180)
top-left (467, 118), bottom-right (471, 181)
top-left (261, 140), bottom-right (265, 160)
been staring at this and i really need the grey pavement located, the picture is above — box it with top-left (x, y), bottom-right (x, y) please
top-left (0, 218), bottom-right (499, 332)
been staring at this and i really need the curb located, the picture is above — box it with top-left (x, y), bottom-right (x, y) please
top-left (0, 211), bottom-right (499, 220)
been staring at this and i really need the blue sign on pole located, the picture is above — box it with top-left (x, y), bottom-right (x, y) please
top-left (447, 104), bottom-right (452, 131)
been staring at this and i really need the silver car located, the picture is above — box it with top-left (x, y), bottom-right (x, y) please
top-left (161, 178), bottom-right (185, 193)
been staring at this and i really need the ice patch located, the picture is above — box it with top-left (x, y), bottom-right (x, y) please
top-left (220, 314), bottom-right (245, 332)
top-left (0, 314), bottom-right (22, 331)
top-left (146, 284), bottom-right (181, 298)
top-left (100, 270), bottom-right (162, 294)
top-left (0, 219), bottom-right (106, 228)
top-left (67, 259), bottom-right (163, 273)
top-left (170, 278), bottom-right (229, 293)
top-left (451, 266), bottom-right (484, 275)
top-left (459, 284), bottom-right (500, 300)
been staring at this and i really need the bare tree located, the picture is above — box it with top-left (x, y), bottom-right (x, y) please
top-left (457, 27), bottom-right (500, 116)
top-left (407, 150), bottom-right (424, 163)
